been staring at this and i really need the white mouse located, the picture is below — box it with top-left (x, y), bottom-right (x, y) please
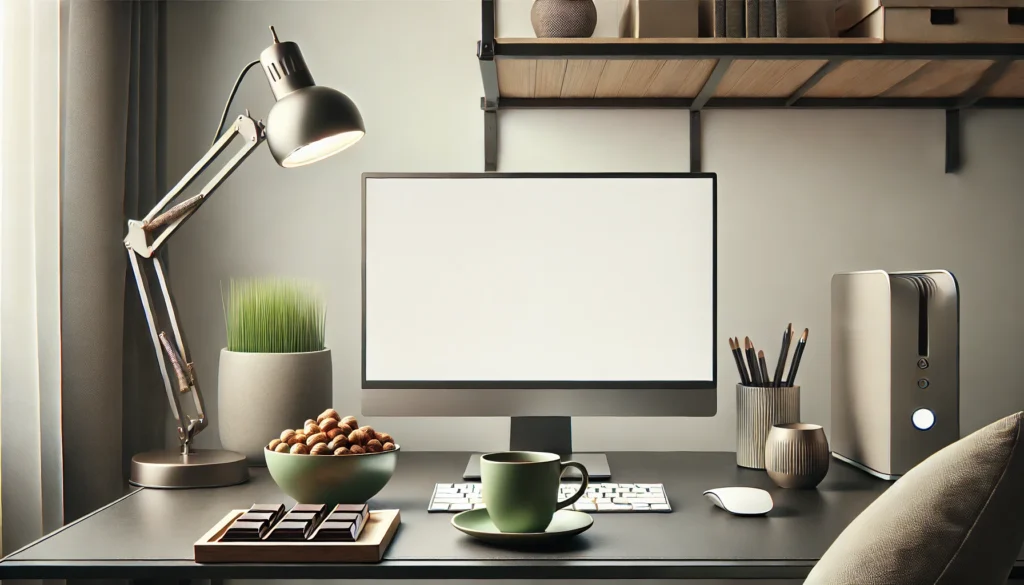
top-left (703, 487), bottom-right (773, 515)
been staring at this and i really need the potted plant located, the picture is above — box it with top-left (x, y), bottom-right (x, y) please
top-left (218, 278), bottom-right (331, 465)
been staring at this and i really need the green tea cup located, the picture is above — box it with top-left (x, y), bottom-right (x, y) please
top-left (480, 451), bottom-right (589, 533)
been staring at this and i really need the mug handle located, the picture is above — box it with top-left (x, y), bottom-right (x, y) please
top-left (555, 460), bottom-right (590, 511)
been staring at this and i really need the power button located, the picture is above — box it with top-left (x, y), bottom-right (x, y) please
top-left (917, 358), bottom-right (929, 370)
top-left (917, 378), bottom-right (930, 389)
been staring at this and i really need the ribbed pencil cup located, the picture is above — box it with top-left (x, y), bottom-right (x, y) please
top-left (736, 384), bottom-right (800, 469)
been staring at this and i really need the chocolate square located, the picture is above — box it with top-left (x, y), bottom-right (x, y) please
top-left (329, 512), bottom-right (360, 523)
top-left (331, 503), bottom-right (368, 514)
top-left (248, 503), bottom-right (285, 524)
top-left (236, 512), bottom-right (274, 524)
top-left (266, 520), bottom-right (310, 541)
top-left (221, 520), bottom-right (268, 542)
top-left (291, 503), bottom-right (327, 519)
top-left (282, 512), bottom-right (317, 523)
top-left (313, 520), bottom-right (357, 542)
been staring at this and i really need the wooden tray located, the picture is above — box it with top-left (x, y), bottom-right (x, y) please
top-left (194, 509), bottom-right (400, 563)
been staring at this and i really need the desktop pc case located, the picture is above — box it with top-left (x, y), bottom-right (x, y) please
top-left (831, 270), bottom-right (959, 480)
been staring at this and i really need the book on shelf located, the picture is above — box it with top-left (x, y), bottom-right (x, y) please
top-left (746, 0), bottom-right (760, 37)
top-left (759, 0), bottom-right (777, 37)
top-left (726, 0), bottom-right (745, 37)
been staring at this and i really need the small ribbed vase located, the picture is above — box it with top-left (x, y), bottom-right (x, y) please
top-left (765, 423), bottom-right (831, 489)
top-left (736, 384), bottom-right (800, 469)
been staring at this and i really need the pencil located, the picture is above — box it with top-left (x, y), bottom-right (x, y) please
top-left (758, 350), bottom-right (770, 387)
top-left (784, 328), bottom-right (809, 387)
top-left (772, 323), bottom-right (792, 388)
top-left (729, 338), bottom-right (750, 385)
top-left (745, 337), bottom-right (761, 386)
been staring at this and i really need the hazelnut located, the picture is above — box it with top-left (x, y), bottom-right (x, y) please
top-left (359, 426), bottom-right (376, 440)
top-left (334, 446), bottom-right (351, 456)
top-left (306, 432), bottom-right (327, 447)
top-left (349, 444), bottom-right (365, 455)
top-left (310, 443), bottom-right (331, 456)
top-left (320, 418), bottom-right (338, 433)
top-left (337, 424), bottom-right (353, 437)
top-left (319, 408), bottom-right (341, 423)
top-left (326, 428), bottom-right (343, 440)
top-left (341, 416), bottom-right (358, 429)
top-left (268, 439), bottom-right (282, 450)
top-left (365, 439), bottom-right (383, 453)
top-left (290, 443), bottom-right (309, 455)
top-left (274, 442), bottom-right (290, 453)
top-left (383, 442), bottom-right (396, 451)
top-left (304, 419), bottom-right (317, 428)
top-left (328, 435), bottom-right (349, 451)
top-left (375, 432), bottom-right (393, 444)
top-left (348, 429), bottom-right (367, 445)
top-left (280, 429), bottom-right (296, 443)
top-left (293, 433), bottom-right (308, 445)
top-left (304, 422), bottom-right (321, 435)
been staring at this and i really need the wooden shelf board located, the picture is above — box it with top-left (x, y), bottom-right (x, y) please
top-left (987, 60), bottom-right (1024, 97)
top-left (496, 37), bottom-right (884, 45)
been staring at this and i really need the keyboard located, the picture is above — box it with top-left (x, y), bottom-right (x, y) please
top-left (428, 482), bottom-right (671, 513)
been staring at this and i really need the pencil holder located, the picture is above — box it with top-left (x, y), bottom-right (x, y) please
top-left (736, 384), bottom-right (800, 469)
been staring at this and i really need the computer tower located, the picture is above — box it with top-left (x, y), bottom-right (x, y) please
top-left (831, 270), bottom-right (959, 480)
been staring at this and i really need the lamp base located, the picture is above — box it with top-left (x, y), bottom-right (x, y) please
top-left (129, 449), bottom-right (249, 489)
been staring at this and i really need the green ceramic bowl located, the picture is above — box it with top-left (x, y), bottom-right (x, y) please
top-left (264, 445), bottom-right (400, 505)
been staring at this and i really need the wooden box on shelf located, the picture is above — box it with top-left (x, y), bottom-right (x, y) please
top-left (840, 0), bottom-right (1024, 41)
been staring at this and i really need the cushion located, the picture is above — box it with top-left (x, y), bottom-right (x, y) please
top-left (806, 411), bottom-right (1024, 585)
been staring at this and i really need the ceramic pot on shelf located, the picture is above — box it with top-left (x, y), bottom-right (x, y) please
top-left (531, 0), bottom-right (598, 38)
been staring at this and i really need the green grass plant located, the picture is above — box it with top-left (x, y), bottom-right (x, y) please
top-left (223, 278), bottom-right (326, 353)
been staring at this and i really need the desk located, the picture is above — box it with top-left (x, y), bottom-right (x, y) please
top-left (1, 451), bottom-right (1021, 581)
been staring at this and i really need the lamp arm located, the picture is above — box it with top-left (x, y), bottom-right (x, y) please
top-left (124, 113), bottom-right (266, 451)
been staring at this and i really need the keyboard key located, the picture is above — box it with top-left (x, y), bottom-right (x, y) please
top-left (612, 497), bottom-right (632, 504)
top-left (433, 498), bottom-right (467, 504)
top-left (449, 503), bottom-right (473, 511)
top-left (472, 503), bottom-right (487, 509)
top-left (575, 501), bottom-right (597, 511)
top-left (429, 503), bottom-right (450, 511)
top-left (636, 497), bottom-right (668, 504)
top-left (595, 497), bottom-right (612, 504)
top-left (597, 503), bottom-right (632, 511)
top-left (631, 503), bottom-right (650, 510)
top-left (651, 503), bottom-right (671, 511)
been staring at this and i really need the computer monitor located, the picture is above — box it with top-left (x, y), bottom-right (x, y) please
top-left (362, 173), bottom-right (717, 478)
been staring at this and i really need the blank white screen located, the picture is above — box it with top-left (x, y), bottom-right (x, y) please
top-left (364, 176), bottom-right (714, 382)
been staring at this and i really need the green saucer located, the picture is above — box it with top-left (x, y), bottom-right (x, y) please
top-left (451, 508), bottom-right (593, 545)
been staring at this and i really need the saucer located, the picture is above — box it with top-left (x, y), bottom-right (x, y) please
top-left (451, 508), bottom-right (593, 544)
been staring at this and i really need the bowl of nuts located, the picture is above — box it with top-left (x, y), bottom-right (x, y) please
top-left (264, 408), bottom-right (400, 505)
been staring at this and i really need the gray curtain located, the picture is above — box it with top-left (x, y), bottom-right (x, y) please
top-left (61, 0), bottom-right (167, 525)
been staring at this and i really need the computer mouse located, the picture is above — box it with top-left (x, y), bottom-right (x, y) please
top-left (703, 487), bottom-right (773, 515)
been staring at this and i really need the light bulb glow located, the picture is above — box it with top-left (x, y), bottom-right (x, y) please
top-left (281, 130), bottom-right (365, 168)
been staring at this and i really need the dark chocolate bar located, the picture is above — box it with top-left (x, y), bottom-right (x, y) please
top-left (324, 504), bottom-right (370, 541)
top-left (236, 512), bottom-right (274, 523)
top-left (248, 503), bottom-right (286, 524)
top-left (221, 520), bottom-right (269, 542)
top-left (331, 503), bottom-right (369, 514)
top-left (266, 520), bottom-right (310, 541)
top-left (312, 520), bottom-right (358, 542)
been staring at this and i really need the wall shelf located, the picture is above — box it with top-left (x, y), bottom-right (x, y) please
top-left (477, 1), bottom-right (1024, 173)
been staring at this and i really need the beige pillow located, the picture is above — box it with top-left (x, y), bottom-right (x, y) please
top-left (806, 411), bottom-right (1024, 585)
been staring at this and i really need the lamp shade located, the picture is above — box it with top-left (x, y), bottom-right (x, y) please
top-left (260, 31), bottom-right (365, 168)
top-left (267, 86), bottom-right (365, 168)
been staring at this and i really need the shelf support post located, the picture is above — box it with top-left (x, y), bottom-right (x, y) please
top-left (690, 110), bottom-right (702, 172)
top-left (945, 109), bottom-right (961, 174)
top-left (479, 0), bottom-right (499, 171)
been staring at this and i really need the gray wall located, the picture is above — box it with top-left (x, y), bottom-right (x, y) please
top-left (166, 0), bottom-right (1024, 455)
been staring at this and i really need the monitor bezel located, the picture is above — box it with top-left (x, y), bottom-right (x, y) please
top-left (361, 172), bottom-right (717, 392)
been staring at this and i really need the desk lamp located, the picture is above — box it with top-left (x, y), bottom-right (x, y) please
top-left (124, 27), bottom-right (364, 488)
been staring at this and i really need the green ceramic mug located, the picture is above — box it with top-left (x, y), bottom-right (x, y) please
top-left (480, 451), bottom-right (589, 533)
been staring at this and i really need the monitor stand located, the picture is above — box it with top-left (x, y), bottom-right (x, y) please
top-left (462, 416), bottom-right (611, 480)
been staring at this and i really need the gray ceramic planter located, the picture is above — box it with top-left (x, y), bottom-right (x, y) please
top-left (218, 348), bottom-right (332, 465)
